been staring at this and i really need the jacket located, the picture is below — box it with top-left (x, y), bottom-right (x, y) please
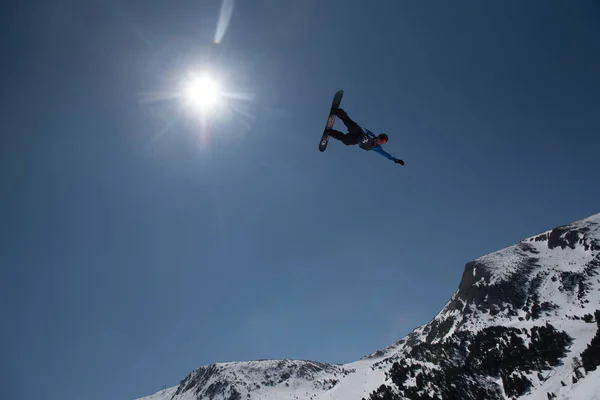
top-left (358, 127), bottom-right (396, 161)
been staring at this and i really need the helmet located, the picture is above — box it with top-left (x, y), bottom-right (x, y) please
top-left (377, 133), bottom-right (389, 143)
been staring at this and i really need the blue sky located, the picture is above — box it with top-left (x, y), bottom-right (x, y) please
top-left (1, 1), bottom-right (599, 400)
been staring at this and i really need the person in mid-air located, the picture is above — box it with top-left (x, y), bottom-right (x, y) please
top-left (326, 108), bottom-right (404, 165)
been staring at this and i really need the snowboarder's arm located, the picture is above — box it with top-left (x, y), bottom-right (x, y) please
top-left (372, 146), bottom-right (405, 165)
top-left (372, 146), bottom-right (395, 161)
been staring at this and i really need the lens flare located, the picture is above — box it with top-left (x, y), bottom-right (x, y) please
top-left (214, 0), bottom-right (234, 44)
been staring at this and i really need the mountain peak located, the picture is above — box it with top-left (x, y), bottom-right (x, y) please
top-left (138, 212), bottom-right (600, 400)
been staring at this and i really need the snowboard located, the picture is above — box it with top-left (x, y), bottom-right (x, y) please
top-left (318, 90), bottom-right (344, 152)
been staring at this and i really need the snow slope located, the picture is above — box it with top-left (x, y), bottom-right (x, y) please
top-left (137, 212), bottom-right (600, 400)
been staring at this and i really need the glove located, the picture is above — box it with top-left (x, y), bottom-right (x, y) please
top-left (394, 159), bottom-right (404, 165)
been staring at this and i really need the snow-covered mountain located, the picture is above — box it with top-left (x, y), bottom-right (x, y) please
top-left (137, 213), bottom-right (600, 400)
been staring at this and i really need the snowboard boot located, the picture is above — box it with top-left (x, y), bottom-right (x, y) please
top-left (334, 108), bottom-right (347, 118)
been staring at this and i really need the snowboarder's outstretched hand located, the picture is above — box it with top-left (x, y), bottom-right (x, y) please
top-left (394, 159), bottom-right (405, 166)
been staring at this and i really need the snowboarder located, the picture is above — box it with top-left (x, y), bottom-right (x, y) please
top-left (326, 108), bottom-right (404, 165)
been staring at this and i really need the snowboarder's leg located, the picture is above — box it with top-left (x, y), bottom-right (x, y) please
top-left (335, 109), bottom-right (363, 136)
top-left (326, 129), bottom-right (360, 146)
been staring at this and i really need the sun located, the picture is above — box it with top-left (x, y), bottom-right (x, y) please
top-left (184, 74), bottom-right (222, 110)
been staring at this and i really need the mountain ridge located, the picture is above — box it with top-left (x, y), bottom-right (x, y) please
top-left (138, 212), bottom-right (600, 400)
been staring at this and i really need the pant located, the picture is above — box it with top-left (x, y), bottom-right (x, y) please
top-left (327, 109), bottom-right (362, 146)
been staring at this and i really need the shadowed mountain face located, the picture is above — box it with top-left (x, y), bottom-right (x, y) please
top-left (138, 213), bottom-right (600, 400)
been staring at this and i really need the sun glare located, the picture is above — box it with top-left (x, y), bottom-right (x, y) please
top-left (184, 75), bottom-right (222, 110)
